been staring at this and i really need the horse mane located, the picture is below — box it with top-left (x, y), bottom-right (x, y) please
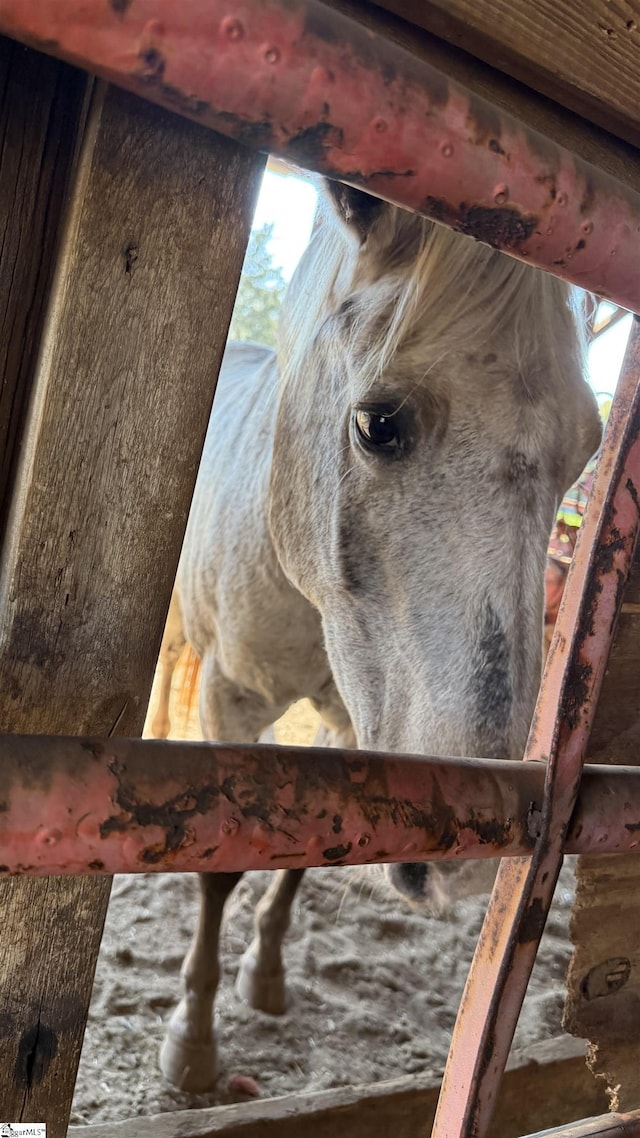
top-left (278, 189), bottom-right (587, 397)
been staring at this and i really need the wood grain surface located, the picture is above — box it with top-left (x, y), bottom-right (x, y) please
top-left (0, 71), bottom-right (264, 1135)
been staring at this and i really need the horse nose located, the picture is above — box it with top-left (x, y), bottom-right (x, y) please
top-left (387, 861), bottom-right (430, 902)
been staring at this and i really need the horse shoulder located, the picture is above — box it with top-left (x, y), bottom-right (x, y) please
top-left (178, 345), bottom-right (323, 704)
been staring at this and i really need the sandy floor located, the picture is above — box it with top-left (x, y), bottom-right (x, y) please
top-left (70, 652), bottom-right (578, 1125)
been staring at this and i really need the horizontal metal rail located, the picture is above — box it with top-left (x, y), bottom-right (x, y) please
top-left (1, 734), bottom-right (639, 875)
top-left (522, 1111), bottom-right (640, 1138)
top-left (1, 0), bottom-right (640, 308)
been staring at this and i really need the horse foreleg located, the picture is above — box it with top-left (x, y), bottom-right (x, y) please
top-left (312, 721), bottom-right (357, 749)
top-left (159, 871), bottom-right (242, 1092)
top-left (311, 679), bottom-right (357, 750)
top-left (236, 868), bottom-right (305, 1015)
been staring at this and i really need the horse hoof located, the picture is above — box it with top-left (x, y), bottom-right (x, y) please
top-left (236, 951), bottom-right (286, 1014)
top-left (159, 1028), bottom-right (218, 1092)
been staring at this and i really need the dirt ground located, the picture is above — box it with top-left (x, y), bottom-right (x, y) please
top-left (70, 653), bottom-right (579, 1125)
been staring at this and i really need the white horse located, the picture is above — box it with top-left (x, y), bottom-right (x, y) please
top-left (156, 183), bottom-right (601, 1092)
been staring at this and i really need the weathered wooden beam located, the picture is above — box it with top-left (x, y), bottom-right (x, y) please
top-left (0, 70), bottom-right (264, 1137)
top-left (592, 308), bottom-right (629, 340)
top-left (371, 0), bottom-right (640, 151)
top-left (69, 1037), bottom-right (608, 1138)
top-left (0, 38), bottom-right (89, 535)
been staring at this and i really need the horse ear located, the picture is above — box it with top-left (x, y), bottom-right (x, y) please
top-left (325, 180), bottom-right (387, 245)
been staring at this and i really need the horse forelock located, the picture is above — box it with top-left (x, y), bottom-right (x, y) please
top-left (278, 190), bottom-right (588, 405)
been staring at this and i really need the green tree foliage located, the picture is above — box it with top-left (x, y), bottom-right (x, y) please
top-left (229, 222), bottom-right (287, 348)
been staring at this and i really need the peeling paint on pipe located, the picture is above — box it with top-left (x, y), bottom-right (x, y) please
top-left (1, 0), bottom-right (640, 308)
top-left (0, 735), bottom-right (639, 875)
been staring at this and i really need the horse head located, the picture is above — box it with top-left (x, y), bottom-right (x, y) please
top-left (270, 183), bottom-right (601, 908)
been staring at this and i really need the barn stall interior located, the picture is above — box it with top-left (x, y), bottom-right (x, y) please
top-left (0, 3), bottom-right (640, 1138)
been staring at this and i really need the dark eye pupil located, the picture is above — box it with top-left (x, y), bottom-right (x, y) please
top-left (356, 410), bottom-right (398, 448)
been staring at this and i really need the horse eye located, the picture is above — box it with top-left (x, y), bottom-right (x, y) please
top-left (355, 409), bottom-right (400, 450)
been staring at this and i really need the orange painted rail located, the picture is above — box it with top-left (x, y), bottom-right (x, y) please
top-left (0, 0), bottom-right (639, 306)
top-left (0, 735), bottom-right (638, 875)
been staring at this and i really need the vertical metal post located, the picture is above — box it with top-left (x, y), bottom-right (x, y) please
top-left (432, 320), bottom-right (640, 1138)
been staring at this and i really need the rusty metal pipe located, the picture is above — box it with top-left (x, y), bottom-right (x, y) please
top-left (432, 319), bottom-right (640, 1138)
top-left (521, 1112), bottom-right (640, 1138)
top-left (0, 733), bottom-right (639, 876)
top-left (1, 0), bottom-right (640, 308)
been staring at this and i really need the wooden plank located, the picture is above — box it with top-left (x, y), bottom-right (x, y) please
top-left (566, 855), bottom-right (640, 1111)
top-left (579, 552), bottom-right (640, 769)
top-left (0, 75), bottom-right (264, 1136)
top-left (70, 1037), bottom-right (608, 1138)
top-left (0, 38), bottom-right (89, 533)
top-left (370, 0), bottom-right (640, 150)
top-left (565, 551), bottom-right (640, 1109)
top-left (330, 0), bottom-right (640, 197)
